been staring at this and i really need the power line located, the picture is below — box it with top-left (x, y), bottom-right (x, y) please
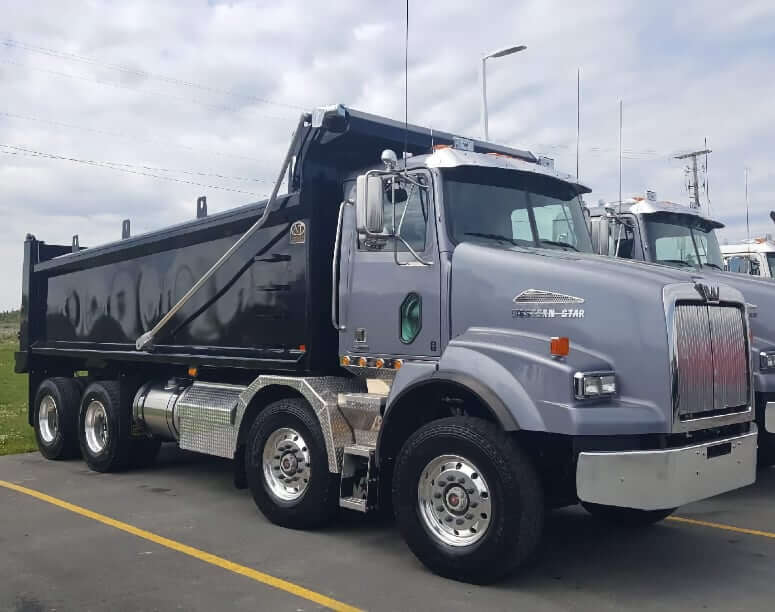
top-left (0, 58), bottom-right (294, 121)
top-left (0, 143), bottom-right (266, 196)
top-left (0, 109), bottom-right (270, 164)
top-left (1, 38), bottom-right (305, 111)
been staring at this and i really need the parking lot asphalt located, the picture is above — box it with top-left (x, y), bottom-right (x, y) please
top-left (1, 447), bottom-right (774, 612)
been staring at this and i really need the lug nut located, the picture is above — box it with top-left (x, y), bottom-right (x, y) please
top-left (433, 492), bottom-right (441, 499)
top-left (445, 516), bottom-right (453, 523)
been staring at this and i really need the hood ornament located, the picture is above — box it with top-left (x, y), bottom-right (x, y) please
top-left (513, 289), bottom-right (585, 305)
top-left (694, 282), bottom-right (720, 303)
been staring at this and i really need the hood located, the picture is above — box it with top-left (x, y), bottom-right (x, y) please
top-left (449, 242), bottom-right (742, 422)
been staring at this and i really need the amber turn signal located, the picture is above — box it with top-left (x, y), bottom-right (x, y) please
top-left (550, 336), bottom-right (570, 357)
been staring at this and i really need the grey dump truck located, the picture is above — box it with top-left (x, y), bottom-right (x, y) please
top-left (16, 106), bottom-right (758, 583)
top-left (588, 194), bottom-right (775, 466)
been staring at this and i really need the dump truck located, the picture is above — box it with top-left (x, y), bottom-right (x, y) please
top-left (17, 106), bottom-right (758, 583)
top-left (587, 193), bottom-right (775, 465)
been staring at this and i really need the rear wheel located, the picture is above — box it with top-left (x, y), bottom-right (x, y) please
top-left (582, 502), bottom-right (675, 526)
top-left (78, 381), bottom-right (131, 473)
top-left (393, 417), bottom-right (545, 584)
top-left (245, 398), bottom-right (338, 529)
top-left (33, 377), bottom-right (81, 460)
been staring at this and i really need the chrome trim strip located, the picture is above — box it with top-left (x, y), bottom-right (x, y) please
top-left (577, 428), bottom-right (757, 510)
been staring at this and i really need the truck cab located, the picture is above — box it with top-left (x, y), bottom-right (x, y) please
top-left (721, 239), bottom-right (775, 278)
top-left (587, 193), bottom-right (775, 463)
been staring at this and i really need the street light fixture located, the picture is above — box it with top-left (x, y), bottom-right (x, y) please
top-left (481, 44), bottom-right (527, 141)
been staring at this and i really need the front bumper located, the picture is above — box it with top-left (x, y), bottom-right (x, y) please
top-left (766, 402), bottom-right (775, 433)
top-left (576, 427), bottom-right (757, 511)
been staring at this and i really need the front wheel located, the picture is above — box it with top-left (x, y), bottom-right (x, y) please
top-left (392, 417), bottom-right (545, 584)
top-left (581, 502), bottom-right (675, 526)
top-left (245, 398), bottom-right (338, 529)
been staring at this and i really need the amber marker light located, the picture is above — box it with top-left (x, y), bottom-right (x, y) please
top-left (375, 358), bottom-right (385, 368)
top-left (393, 359), bottom-right (403, 370)
top-left (550, 337), bottom-right (570, 357)
top-left (188, 366), bottom-right (198, 377)
top-left (358, 356), bottom-right (368, 367)
top-left (341, 355), bottom-right (351, 366)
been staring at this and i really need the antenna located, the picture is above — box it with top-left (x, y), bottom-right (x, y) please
top-left (576, 68), bottom-right (580, 180)
top-left (618, 100), bottom-right (622, 213)
top-left (745, 167), bottom-right (751, 255)
top-left (704, 137), bottom-right (711, 217)
top-left (403, 0), bottom-right (409, 166)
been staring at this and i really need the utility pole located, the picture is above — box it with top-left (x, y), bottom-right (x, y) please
top-left (674, 148), bottom-right (711, 209)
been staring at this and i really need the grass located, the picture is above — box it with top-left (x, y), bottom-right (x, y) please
top-left (0, 310), bottom-right (35, 455)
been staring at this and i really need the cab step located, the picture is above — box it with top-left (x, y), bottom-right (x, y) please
top-left (337, 392), bottom-right (386, 447)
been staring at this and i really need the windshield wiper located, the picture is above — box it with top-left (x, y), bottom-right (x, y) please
top-left (539, 239), bottom-right (579, 252)
top-left (464, 232), bottom-right (519, 245)
top-left (657, 259), bottom-right (695, 268)
top-left (703, 262), bottom-right (723, 270)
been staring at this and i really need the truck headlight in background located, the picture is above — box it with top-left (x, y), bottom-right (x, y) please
top-left (574, 372), bottom-right (616, 400)
top-left (760, 351), bottom-right (775, 370)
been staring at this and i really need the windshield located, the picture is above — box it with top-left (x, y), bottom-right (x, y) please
top-left (767, 253), bottom-right (775, 277)
top-left (642, 214), bottom-right (723, 269)
top-left (442, 167), bottom-right (593, 252)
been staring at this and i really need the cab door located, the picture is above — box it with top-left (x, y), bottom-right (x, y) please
top-left (338, 170), bottom-right (441, 359)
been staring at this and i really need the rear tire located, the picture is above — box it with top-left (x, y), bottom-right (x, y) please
top-left (392, 417), bottom-right (545, 584)
top-left (78, 381), bottom-right (131, 473)
top-left (582, 502), bottom-right (675, 526)
top-left (33, 377), bottom-right (81, 460)
top-left (245, 398), bottom-right (338, 529)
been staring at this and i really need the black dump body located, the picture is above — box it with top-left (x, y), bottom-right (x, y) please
top-left (16, 107), bottom-right (535, 383)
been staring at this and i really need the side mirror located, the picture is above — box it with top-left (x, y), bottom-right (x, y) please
top-left (356, 174), bottom-right (386, 235)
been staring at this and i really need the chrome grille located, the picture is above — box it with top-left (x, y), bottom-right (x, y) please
top-left (674, 303), bottom-right (748, 420)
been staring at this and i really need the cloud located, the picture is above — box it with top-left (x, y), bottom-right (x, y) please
top-left (0, 0), bottom-right (774, 310)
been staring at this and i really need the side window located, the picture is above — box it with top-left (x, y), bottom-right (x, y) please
top-left (360, 174), bottom-right (428, 252)
top-left (607, 221), bottom-right (636, 259)
top-left (727, 256), bottom-right (750, 274)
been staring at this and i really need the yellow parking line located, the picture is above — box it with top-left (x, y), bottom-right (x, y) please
top-left (0, 479), bottom-right (363, 612)
top-left (668, 515), bottom-right (775, 539)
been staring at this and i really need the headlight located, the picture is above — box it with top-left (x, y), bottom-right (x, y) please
top-left (760, 351), bottom-right (775, 370)
top-left (574, 371), bottom-right (616, 400)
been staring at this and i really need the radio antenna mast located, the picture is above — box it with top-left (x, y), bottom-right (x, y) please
top-left (576, 68), bottom-right (580, 180)
top-left (745, 167), bottom-right (751, 254)
top-left (403, 0), bottom-right (409, 165)
top-left (618, 100), bottom-right (622, 213)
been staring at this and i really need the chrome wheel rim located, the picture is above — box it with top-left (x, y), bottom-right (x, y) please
top-left (417, 454), bottom-right (492, 547)
top-left (38, 394), bottom-right (58, 444)
top-left (262, 427), bottom-right (311, 502)
top-left (84, 400), bottom-right (109, 454)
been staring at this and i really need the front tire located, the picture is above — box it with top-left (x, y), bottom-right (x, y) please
top-left (78, 381), bottom-right (131, 473)
top-left (245, 398), bottom-right (338, 529)
top-left (582, 502), bottom-right (675, 526)
top-left (33, 377), bottom-right (81, 460)
top-left (393, 417), bottom-right (544, 584)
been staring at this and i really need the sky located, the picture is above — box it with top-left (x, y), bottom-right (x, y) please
top-left (1, 0), bottom-right (774, 310)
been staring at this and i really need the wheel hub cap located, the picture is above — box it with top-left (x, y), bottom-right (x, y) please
top-left (418, 454), bottom-right (492, 547)
top-left (262, 427), bottom-right (311, 502)
top-left (84, 400), bottom-right (109, 454)
top-left (37, 394), bottom-right (58, 444)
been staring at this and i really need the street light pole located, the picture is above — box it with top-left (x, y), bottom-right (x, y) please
top-left (481, 44), bottom-right (526, 141)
